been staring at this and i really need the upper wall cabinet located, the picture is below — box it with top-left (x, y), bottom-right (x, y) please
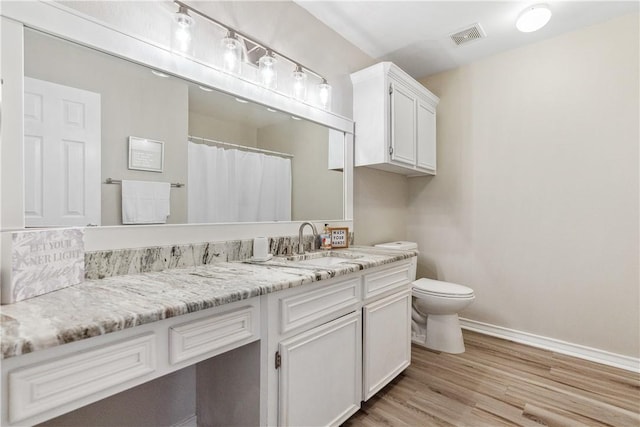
top-left (351, 62), bottom-right (439, 176)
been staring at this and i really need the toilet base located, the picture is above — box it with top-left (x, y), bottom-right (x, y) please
top-left (423, 313), bottom-right (466, 354)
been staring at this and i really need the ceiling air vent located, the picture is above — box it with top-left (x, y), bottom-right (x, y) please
top-left (450, 23), bottom-right (486, 46)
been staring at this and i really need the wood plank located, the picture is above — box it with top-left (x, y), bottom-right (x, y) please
top-left (343, 331), bottom-right (640, 427)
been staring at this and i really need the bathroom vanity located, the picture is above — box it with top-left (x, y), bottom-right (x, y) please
top-left (0, 247), bottom-right (417, 426)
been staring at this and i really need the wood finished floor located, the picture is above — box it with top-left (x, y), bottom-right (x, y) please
top-left (343, 330), bottom-right (640, 427)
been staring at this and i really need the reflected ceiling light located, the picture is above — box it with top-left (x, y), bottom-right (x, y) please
top-left (235, 98), bottom-right (249, 104)
top-left (291, 116), bottom-right (302, 121)
top-left (221, 30), bottom-right (243, 74)
top-left (151, 70), bottom-right (170, 78)
top-left (516, 4), bottom-right (552, 32)
top-left (318, 79), bottom-right (332, 110)
top-left (172, 5), bottom-right (194, 53)
top-left (199, 85), bottom-right (214, 92)
top-left (266, 107), bottom-right (278, 113)
top-left (258, 50), bottom-right (278, 89)
top-left (292, 65), bottom-right (307, 101)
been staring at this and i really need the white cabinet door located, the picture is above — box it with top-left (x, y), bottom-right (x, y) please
top-left (278, 311), bottom-right (362, 427)
top-left (24, 77), bottom-right (101, 227)
top-left (363, 290), bottom-right (412, 401)
top-left (390, 81), bottom-right (416, 167)
top-left (417, 100), bottom-right (436, 172)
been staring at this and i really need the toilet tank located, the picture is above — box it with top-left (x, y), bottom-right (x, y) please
top-left (374, 241), bottom-right (418, 281)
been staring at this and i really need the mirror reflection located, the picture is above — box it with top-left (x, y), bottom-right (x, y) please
top-left (23, 29), bottom-right (344, 227)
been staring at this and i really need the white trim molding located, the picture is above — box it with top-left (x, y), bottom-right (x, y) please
top-left (460, 318), bottom-right (640, 373)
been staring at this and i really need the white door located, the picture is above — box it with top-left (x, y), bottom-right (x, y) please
top-left (417, 100), bottom-right (436, 172)
top-left (390, 81), bottom-right (416, 167)
top-left (24, 77), bottom-right (101, 227)
top-left (278, 312), bottom-right (362, 427)
top-left (363, 290), bottom-right (412, 401)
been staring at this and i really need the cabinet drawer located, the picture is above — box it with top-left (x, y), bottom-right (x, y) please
top-left (363, 261), bottom-right (411, 300)
top-left (9, 334), bottom-right (155, 424)
top-left (170, 305), bottom-right (258, 365)
top-left (280, 277), bottom-right (361, 334)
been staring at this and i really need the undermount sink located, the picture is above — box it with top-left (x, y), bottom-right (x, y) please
top-left (282, 251), bottom-right (362, 267)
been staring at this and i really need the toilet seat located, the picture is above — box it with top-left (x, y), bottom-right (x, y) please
top-left (412, 278), bottom-right (474, 298)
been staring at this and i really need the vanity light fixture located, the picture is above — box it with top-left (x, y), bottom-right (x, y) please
top-left (172, 5), bottom-right (194, 54)
top-left (258, 50), bottom-right (278, 89)
top-left (172, 1), bottom-right (333, 110)
top-left (151, 70), bottom-right (170, 78)
top-left (516, 4), bottom-right (552, 32)
top-left (318, 79), bottom-right (332, 110)
top-left (221, 30), bottom-right (243, 74)
top-left (292, 65), bottom-right (307, 101)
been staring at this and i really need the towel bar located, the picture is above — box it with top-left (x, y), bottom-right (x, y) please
top-left (105, 178), bottom-right (184, 188)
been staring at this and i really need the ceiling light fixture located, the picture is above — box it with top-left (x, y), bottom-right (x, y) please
top-left (292, 65), bottom-right (307, 101)
top-left (221, 30), bottom-right (243, 74)
top-left (516, 4), bottom-right (552, 33)
top-left (172, 5), bottom-right (194, 54)
top-left (258, 50), bottom-right (278, 89)
top-left (318, 79), bottom-right (332, 110)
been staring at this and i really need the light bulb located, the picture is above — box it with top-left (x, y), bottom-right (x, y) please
top-left (292, 65), bottom-right (307, 101)
top-left (220, 31), bottom-right (242, 74)
top-left (171, 5), bottom-right (194, 54)
top-left (318, 79), bottom-right (332, 110)
top-left (259, 51), bottom-right (277, 89)
top-left (516, 4), bottom-right (552, 33)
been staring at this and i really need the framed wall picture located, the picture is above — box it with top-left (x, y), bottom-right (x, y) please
top-left (128, 136), bottom-right (164, 172)
top-left (330, 227), bottom-right (349, 248)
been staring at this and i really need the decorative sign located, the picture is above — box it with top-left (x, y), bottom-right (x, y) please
top-left (128, 136), bottom-right (164, 172)
top-left (2, 228), bottom-right (85, 304)
top-left (330, 227), bottom-right (349, 249)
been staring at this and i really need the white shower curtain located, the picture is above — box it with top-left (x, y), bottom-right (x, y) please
top-left (188, 141), bottom-right (292, 223)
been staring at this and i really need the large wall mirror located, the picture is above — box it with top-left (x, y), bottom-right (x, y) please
top-left (22, 28), bottom-right (346, 227)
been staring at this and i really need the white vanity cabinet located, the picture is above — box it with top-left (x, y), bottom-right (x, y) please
top-left (362, 260), bottom-right (413, 400)
top-left (1, 299), bottom-right (261, 427)
top-left (351, 62), bottom-right (439, 176)
top-left (268, 276), bottom-right (363, 427)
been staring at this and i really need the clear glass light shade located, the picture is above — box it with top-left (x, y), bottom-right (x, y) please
top-left (516, 4), bottom-right (552, 32)
top-left (291, 66), bottom-right (307, 101)
top-left (259, 52), bottom-right (278, 89)
top-left (171, 6), bottom-right (194, 55)
top-left (318, 80), bottom-right (332, 110)
top-left (220, 31), bottom-right (242, 74)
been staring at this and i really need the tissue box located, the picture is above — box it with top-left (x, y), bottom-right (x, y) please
top-left (1, 228), bottom-right (85, 304)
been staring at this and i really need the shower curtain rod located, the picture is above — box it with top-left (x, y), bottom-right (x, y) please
top-left (188, 135), bottom-right (294, 159)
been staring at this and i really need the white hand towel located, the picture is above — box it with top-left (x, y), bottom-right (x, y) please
top-left (121, 180), bottom-right (171, 224)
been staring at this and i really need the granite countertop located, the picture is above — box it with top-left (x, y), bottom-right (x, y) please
top-left (1, 246), bottom-right (416, 360)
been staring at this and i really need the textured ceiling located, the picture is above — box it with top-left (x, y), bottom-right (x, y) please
top-left (296, 1), bottom-right (639, 78)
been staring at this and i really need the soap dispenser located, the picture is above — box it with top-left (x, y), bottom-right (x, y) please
top-left (320, 224), bottom-right (332, 250)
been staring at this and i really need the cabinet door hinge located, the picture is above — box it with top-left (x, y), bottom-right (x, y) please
top-left (275, 351), bottom-right (281, 369)
top-left (389, 146), bottom-right (394, 155)
top-left (389, 84), bottom-right (393, 95)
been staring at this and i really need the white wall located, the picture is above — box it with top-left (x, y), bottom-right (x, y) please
top-left (413, 14), bottom-right (639, 358)
top-left (188, 112), bottom-right (258, 148)
top-left (258, 120), bottom-right (343, 221)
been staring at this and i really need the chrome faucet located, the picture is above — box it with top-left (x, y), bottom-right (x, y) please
top-left (298, 222), bottom-right (318, 254)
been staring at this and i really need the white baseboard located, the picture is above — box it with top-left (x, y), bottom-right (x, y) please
top-left (460, 318), bottom-right (640, 373)
top-left (173, 415), bottom-right (197, 427)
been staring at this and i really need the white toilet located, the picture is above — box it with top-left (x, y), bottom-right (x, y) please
top-left (374, 241), bottom-right (475, 354)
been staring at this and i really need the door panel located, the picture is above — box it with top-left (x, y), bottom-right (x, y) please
top-left (278, 312), bottom-right (362, 427)
top-left (24, 77), bottom-right (101, 226)
top-left (390, 82), bottom-right (416, 166)
top-left (417, 101), bottom-right (436, 171)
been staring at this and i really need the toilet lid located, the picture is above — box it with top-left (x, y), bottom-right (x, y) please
top-left (412, 278), bottom-right (474, 298)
